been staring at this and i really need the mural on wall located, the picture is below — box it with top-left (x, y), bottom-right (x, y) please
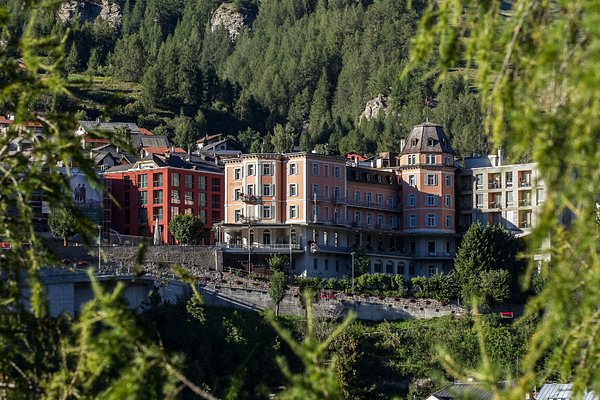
top-left (59, 168), bottom-right (104, 224)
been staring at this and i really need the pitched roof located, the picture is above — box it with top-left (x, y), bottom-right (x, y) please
top-left (139, 128), bottom-right (153, 135)
top-left (536, 384), bottom-right (597, 400)
top-left (428, 382), bottom-right (510, 400)
top-left (401, 122), bottom-right (455, 155)
top-left (131, 134), bottom-right (170, 148)
top-left (79, 120), bottom-right (141, 134)
top-left (104, 153), bottom-right (222, 174)
top-left (196, 133), bottom-right (223, 144)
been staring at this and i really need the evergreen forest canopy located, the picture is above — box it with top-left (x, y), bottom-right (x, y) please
top-left (3, 0), bottom-right (490, 156)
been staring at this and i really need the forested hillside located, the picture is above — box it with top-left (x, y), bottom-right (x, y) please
top-left (4, 0), bottom-right (489, 156)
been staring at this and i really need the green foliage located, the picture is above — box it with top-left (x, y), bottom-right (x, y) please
top-left (48, 207), bottom-right (77, 246)
top-left (271, 122), bottom-right (297, 153)
top-left (269, 271), bottom-right (287, 316)
top-left (410, 274), bottom-right (458, 301)
top-left (453, 223), bottom-right (524, 307)
top-left (266, 254), bottom-right (288, 272)
top-left (168, 214), bottom-right (204, 245)
top-left (407, 0), bottom-right (600, 393)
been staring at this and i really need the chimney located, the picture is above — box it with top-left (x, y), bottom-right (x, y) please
top-left (497, 148), bottom-right (504, 166)
top-left (400, 139), bottom-right (406, 151)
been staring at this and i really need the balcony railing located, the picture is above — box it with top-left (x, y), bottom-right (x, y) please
top-left (346, 199), bottom-right (400, 211)
top-left (218, 243), bottom-right (302, 251)
top-left (518, 180), bottom-right (532, 187)
top-left (519, 199), bottom-right (532, 206)
top-left (519, 221), bottom-right (531, 228)
top-left (488, 181), bottom-right (501, 189)
top-left (488, 202), bottom-right (502, 209)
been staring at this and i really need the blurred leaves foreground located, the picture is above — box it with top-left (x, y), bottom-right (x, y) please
top-left (407, 0), bottom-right (600, 398)
top-left (0, 1), bottom-right (353, 398)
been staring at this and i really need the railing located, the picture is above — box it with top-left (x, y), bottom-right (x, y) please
top-left (518, 180), bottom-right (531, 187)
top-left (218, 243), bottom-right (302, 251)
top-left (346, 199), bottom-right (400, 211)
top-left (488, 181), bottom-right (501, 189)
top-left (519, 199), bottom-right (531, 206)
top-left (519, 221), bottom-right (531, 228)
top-left (488, 202), bottom-right (502, 209)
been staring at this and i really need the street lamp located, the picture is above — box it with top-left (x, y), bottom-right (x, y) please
top-left (97, 225), bottom-right (102, 270)
top-left (351, 251), bottom-right (355, 294)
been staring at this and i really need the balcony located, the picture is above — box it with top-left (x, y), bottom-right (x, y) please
top-left (488, 181), bottom-right (501, 190)
top-left (241, 194), bottom-right (262, 204)
top-left (518, 199), bottom-right (532, 207)
top-left (518, 181), bottom-right (532, 188)
top-left (519, 221), bottom-right (532, 228)
top-left (346, 199), bottom-right (400, 211)
top-left (218, 243), bottom-right (303, 253)
top-left (488, 202), bottom-right (502, 209)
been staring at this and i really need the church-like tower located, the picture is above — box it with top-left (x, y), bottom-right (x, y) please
top-left (398, 122), bottom-right (456, 275)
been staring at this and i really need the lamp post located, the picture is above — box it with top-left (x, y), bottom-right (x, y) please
top-left (351, 251), bottom-right (355, 294)
top-left (97, 225), bottom-right (102, 270)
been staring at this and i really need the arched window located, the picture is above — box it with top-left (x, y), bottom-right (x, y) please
top-left (374, 260), bottom-right (383, 273)
top-left (386, 261), bottom-right (394, 274)
top-left (262, 229), bottom-right (271, 245)
top-left (398, 262), bottom-right (406, 276)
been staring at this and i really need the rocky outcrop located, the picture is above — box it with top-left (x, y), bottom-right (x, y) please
top-left (58, 0), bottom-right (122, 29)
top-left (210, 3), bottom-right (248, 42)
top-left (359, 94), bottom-right (391, 123)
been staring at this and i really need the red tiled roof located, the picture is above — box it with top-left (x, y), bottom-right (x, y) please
top-left (196, 133), bottom-right (222, 143)
top-left (84, 137), bottom-right (111, 144)
top-left (139, 128), bottom-right (153, 135)
top-left (345, 152), bottom-right (367, 161)
top-left (0, 116), bottom-right (43, 127)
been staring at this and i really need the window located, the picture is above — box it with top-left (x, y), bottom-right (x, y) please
top-left (288, 163), bottom-right (297, 175)
top-left (139, 191), bottom-right (148, 205)
top-left (426, 174), bottom-right (438, 186)
top-left (428, 265), bottom-right (436, 276)
top-left (408, 154), bottom-right (416, 165)
top-left (138, 174), bottom-right (148, 188)
top-left (246, 184), bottom-right (255, 195)
top-left (333, 166), bottom-right (341, 178)
top-left (234, 168), bottom-right (242, 180)
top-left (377, 194), bottom-right (384, 205)
top-left (247, 164), bottom-right (255, 176)
top-left (262, 163), bottom-right (273, 175)
top-left (333, 187), bottom-right (340, 201)
top-left (171, 190), bottom-right (180, 204)
top-left (212, 178), bottom-right (221, 192)
top-left (366, 192), bottom-right (372, 205)
top-left (153, 207), bottom-right (163, 221)
top-left (354, 191), bottom-right (360, 202)
top-left (198, 176), bottom-right (207, 190)
top-left (262, 206), bottom-right (272, 219)
top-left (426, 194), bottom-right (437, 206)
top-left (138, 208), bottom-right (148, 224)
top-left (427, 138), bottom-right (435, 146)
top-left (445, 215), bottom-right (452, 228)
top-left (199, 209), bottom-right (206, 223)
top-left (153, 190), bottom-right (163, 204)
top-left (185, 191), bottom-right (193, 205)
top-left (171, 206), bottom-right (179, 217)
top-left (426, 154), bottom-right (436, 164)
top-left (312, 184), bottom-right (319, 196)
top-left (289, 184), bottom-right (297, 196)
top-left (335, 260), bottom-right (340, 272)
top-left (428, 241), bottom-right (436, 253)
top-left (354, 211), bottom-right (360, 224)
top-left (262, 184), bottom-right (272, 196)
top-left (366, 213), bottom-right (372, 225)
top-left (324, 185), bottom-right (329, 198)
top-left (234, 209), bottom-right (242, 222)
top-left (537, 188), bottom-right (545, 204)
top-left (445, 175), bottom-right (452, 186)
top-left (312, 163), bottom-right (319, 176)
top-left (323, 165), bottom-right (329, 177)
top-left (408, 214), bottom-right (416, 228)
top-left (408, 194), bottom-right (416, 206)
top-left (426, 214), bottom-right (437, 227)
top-left (212, 194), bottom-right (220, 209)
top-left (408, 175), bottom-right (416, 186)
top-left (506, 171), bottom-right (513, 187)
top-left (234, 188), bottom-right (241, 201)
top-left (153, 173), bottom-right (163, 186)
top-left (445, 195), bottom-right (452, 207)
top-left (411, 138), bottom-right (418, 146)
top-left (476, 174), bottom-right (483, 189)
top-left (199, 192), bottom-right (207, 207)
top-left (377, 215), bottom-right (384, 227)
top-left (314, 259), bottom-right (318, 270)
top-left (185, 175), bottom-right (193, 189)
top-left (476, 194), bottom-right (484, 208)
top-left (324, 259), bottom-right (329, 271)
top-left (323, 231), bottom-right (328, 245)
top-left (171, 172), bottom-right (179, 187)
top-left (445, 156), bottom-right (451, 165)
top-left (506, 191), bottom-right (513, 207)
top-left (334, 232), bottom-right (339, 247)
top-left (289, 205), bottom-right (297, 219)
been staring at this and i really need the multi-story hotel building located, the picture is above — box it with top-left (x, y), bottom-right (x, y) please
top-left (456, 152), bottom-right (544, 233)
top-left (104, 153), bottom-right (224, 244)
top-left (217, 123), bottom-right (460, 278)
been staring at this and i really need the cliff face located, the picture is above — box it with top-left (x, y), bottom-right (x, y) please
top-left (360, 94), bottom-right (390, 123)
top-left (58, 0), bottom-right (122, 29)
top-left (210, 3), bottom-right (248, 42)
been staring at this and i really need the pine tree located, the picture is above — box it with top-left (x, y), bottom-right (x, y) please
top-left (308, 68), bottom-right (331, 146)
top-left (86, 48), bottom-right (100, 74)
top-left (64, 42), bottom-right (80, 73)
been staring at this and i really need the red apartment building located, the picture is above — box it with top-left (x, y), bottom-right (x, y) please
top-left (104, 153), bottom-right (224, 244)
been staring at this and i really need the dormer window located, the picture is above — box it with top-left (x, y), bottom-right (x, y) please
top-left (427, 138), bottom-right (435, 146)
top-left (411, 139), bottom-right (418, 146)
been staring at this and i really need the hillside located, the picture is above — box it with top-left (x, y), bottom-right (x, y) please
top-left (7, 0), bottom-right (489, 156)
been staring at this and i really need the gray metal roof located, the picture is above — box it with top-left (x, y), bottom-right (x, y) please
top-left (79, 121), bottom-right (141, 134)
top-left (536, 384), bottom-right (597, 400)
top-left (428, 382), bottom-right (511, 400)
top-left (401, 122), bottom-right (455, 155)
